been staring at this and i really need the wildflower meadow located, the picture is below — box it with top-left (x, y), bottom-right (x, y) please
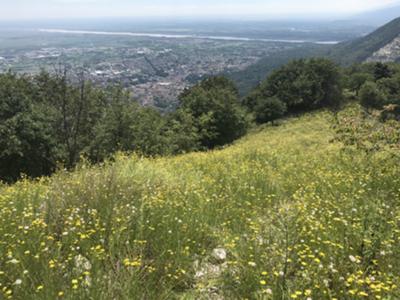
top-left (0, 110), bottom-right (399, 299)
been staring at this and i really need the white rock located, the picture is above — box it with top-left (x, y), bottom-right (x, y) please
top-left (212, 248), bottom-right (227, 261)
top-left (74, 255), bottom-right (92, 271)
top-left (349, 255), bottom-right (357, 263)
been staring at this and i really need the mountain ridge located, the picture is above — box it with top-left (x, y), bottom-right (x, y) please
top-left (328, 16), bottom-right (400, 64)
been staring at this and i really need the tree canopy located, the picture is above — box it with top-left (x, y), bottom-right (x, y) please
top-left (244, 58), bottom-right (344, 123)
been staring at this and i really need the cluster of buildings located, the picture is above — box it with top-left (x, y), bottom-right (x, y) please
top-left (0, 38), bottom-right (288, 109)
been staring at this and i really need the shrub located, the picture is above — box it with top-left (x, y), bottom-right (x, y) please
top-left (359, 81), bottom-right (387, 110)
top-left (254, 96), bottom-right (287, 124)
top-left (246, 58), bottom-right (344, 119)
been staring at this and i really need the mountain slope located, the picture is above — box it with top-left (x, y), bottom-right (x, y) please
top-left (328, 17), bottom-right (400, 64)
top-left (1, 109), bottom-right (400, 299)
top-left (232, 17), bottom-right (400, 95)
top-left (367, 34), bottom-right (400, 62)
top-left (228, 44), bottom-right (327, 96)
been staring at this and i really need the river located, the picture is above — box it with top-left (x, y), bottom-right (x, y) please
top-left (39, 29), bottom-right (339, 45)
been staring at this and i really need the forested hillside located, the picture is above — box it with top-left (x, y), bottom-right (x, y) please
top-left (231, 17), bottom-right (400, 95)
top-left (228, 45), bottom-right (327, 96)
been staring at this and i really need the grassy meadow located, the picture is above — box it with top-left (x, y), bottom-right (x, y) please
top-left (0, 110), bottom-right (399, 299)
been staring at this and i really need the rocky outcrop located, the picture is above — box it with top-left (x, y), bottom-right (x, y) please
top-left (367, 35), bottom-right (400, 62)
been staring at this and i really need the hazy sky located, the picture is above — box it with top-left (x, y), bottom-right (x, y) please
top-left (0, 0), bottom-right (399, 20)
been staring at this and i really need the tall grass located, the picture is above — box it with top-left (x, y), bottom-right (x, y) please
top-left (0, 111), bottom-right (399, 299)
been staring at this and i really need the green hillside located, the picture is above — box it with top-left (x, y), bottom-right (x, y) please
top-left (328, 17), bottom-right (400, 64)
top-left (231, 18), bottom-right (400, 95)
top-left (1, 109), bottom-right (399, 299)
top-left (228, 44), bottom-right (327, 96)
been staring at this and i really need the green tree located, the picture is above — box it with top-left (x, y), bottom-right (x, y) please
top-left (129, 107), bottom-right (170, 156)
top-left (178, 77), bottom-right (249, 148)
top-left (164, 110), bottom-right (200, 154)
top-left (377, 75), bottom-right (400, 106)
top-left (88, 87), bottom-right (139, 161)
top-left (348, 72), bottom-right (374, 95)
top-left (250, 58), bottom-right (343, 113)
top-left (89, 86), bottom-right (178, 160)
top-left (374, 62), bottom-right (392, 81)
top-left (0, 73), bottom-right (62, 182)
top-left (254, 96), bottom-right (287, 124)
top-left (34, 68), bottom-right (105, 167)
top-left (359, 81), bottom-right (387, 110)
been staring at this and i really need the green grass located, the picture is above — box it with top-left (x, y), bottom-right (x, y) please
top-left (1, 110), bottom-right (399, 299)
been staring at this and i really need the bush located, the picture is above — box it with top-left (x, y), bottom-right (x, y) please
top-left (333, 105), bottom-right (400, 152)
top-left (246, 58), bottom-right (344, 121)
top-left (254, 96), bottom-right (287, 124)
top-left (359, 81), bottom-right (387, 110)
top-left (348, 72), bottom-right (374, 95)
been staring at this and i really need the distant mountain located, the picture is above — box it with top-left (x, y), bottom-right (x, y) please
top-left (352, 4), bottom-right (400, 26)
top-left (328, 17), bottom-right (400, 64)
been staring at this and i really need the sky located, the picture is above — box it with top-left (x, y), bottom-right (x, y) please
top-left (0, 0), bottom-right (399, 21)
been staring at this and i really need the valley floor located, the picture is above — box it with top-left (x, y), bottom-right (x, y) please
top-left (1, 111), bottom-right (399, 299)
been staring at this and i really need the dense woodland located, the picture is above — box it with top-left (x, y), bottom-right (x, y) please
top-left (1, 58), bottom-right (400, 182)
